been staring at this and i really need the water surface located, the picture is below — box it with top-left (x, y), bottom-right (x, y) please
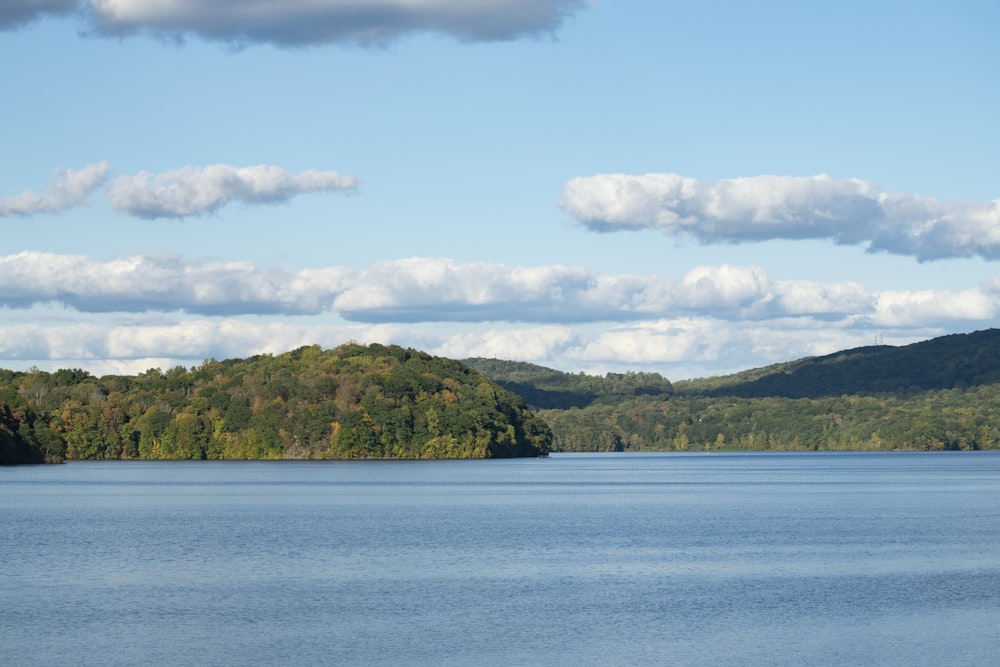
top-left (3, 452), bottom-right (999, 665)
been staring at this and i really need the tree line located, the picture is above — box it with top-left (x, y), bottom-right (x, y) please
top-left (464, 357), bottom-right (674, 409)
top-left (8, 329), bottom-right (1000, 463)
top-left (471, 329), bottom-right (1000, 452)
top-left (539, 387), bottom-right (1000, 452)
top-left (0, 343), bottom-right (551, 464)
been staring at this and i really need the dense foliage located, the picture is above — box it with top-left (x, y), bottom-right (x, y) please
top-left (463, 358), bottom-right (673, 408)
top-left (474, 329), bottom-right (1000, 452)
top-left (539, 387), bottom-right (1000, 452)
top-left (8, 329), bottom-right (1000, 462)
top-left (0, 344), bottom-right (551, 462)
top-left (674, 329), bottom-right (1000, 398)
top-left (1, 386), bottom-right (64, 464)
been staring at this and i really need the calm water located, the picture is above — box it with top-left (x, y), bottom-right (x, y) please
top-left (3, 452), bottom-right (1000, 666)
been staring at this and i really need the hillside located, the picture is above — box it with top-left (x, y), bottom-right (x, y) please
top-left (472, 329), bottom-right (1000, 452)
top-left (8, 330), bottom-right (1000, 462)
top-left (463, 358), bottom-right (673, 409)
top-left (0, 344), bottom-right (551, 462)
top-left (674, 329), bottom-right (1000, 398)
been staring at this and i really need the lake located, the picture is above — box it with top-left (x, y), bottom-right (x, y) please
top-left (2, 452), bottom-right (999, 666)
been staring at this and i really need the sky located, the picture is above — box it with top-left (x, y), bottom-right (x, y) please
top-left (1, 0), bottom-right (998, 380)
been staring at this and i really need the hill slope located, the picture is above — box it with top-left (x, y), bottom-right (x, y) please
top-left (463, 358), bottom-right (673, 409)
top-left (0, 344), bottom-right (551, 462)
top-left (472, 330), bottom-right (1000, 452)
top-left (675, 329), bottom-right (1000, 398)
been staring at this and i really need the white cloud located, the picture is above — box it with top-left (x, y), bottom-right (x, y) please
top-left (0, 313), bottom-right (960, 381)
top-left (766, 280), bottom-right (873, 318)
top-left (563, 317), bottom-right (936, 378)
top-left (572, 319), bottom-right (722, 365)
top-left (0, 162), bottom-right (109, 217)
top-left (433, 325), bottom-right (577, 362)
top-left (561, 173), bottom-right (1000, 261)
top-left (84, 0), bottom-right (584, 46)
top-left (104, 319), bottom-right (315, 359)
top-left (679, 264), bottom-right (769, 309)
top-left (332, 259), bottom-right (859, 322)
top-left (332, 257), bottom-right (594, 321)
top-left (107, 164), bottom-right (356, 219)
top-left (3, 253), bottom-right (998, 335)
top-left (0, 317), bottom-right (392, 366)
top-left (872, 289), bottom-right (996, 327)
top-left (0, 315), bottom-right (455, 374)
top-left (0, 0), bottom-right (75, 30)
top-left (0, 251), bottom-right (353, 314)
top-left (0, 253), bottom-right (996, 379)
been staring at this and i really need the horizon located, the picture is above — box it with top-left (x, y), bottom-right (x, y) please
top-left (7, 326), bottom-right (992, 383)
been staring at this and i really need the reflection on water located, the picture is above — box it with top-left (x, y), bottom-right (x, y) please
top-left (3, 452), bottom-right (1000, 666)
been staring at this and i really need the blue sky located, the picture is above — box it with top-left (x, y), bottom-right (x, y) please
top-left (1, 0), bottom-right (998, 379)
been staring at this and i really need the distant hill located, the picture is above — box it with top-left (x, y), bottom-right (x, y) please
top-left (9, 330), bottom-right (1000, 462)
top-left (675, 329), bottom-right (1000, 398)
top-left (0, 344), bottom-right (551, 462)
top-left (470, 330), bottom-right (1000, 452)
top-left (463, 358), bottom-right (673, 409)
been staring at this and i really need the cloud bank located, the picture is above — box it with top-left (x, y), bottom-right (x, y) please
top-left (0, 252), bottom-right (355, 314)
top-left (0, 252), bottom-right (994, 376)
top-left (1, 252), bottom-right (996, 333)
top-left (561, 173), bottom-right (1000, 261)
top-left (0, 0), bottom-right (76, 30)
top-left (0, 315), bottom-right (938, 380)
top-left (0, 162), bottom-right (109, 217)
top-left (107, 164), bottom-right (357, 219)
top-left (81, 0), bottom-right (583, 46)
top-left (2, 1), bottom-right (584, 44)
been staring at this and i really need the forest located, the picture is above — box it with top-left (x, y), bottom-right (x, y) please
top-left (469, 329), bottom-right (1000, 452)
top-left (0, 343), bottom-right (551, 464)
top-left (7, 329), bottom-right (1000, 464)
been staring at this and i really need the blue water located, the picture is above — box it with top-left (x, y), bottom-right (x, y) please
top-left (3, 452), bottom-right (999, 666)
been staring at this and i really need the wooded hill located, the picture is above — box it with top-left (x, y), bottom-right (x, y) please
top-left (675, 329), bottom-right (1000, 398)
top-left (469, 329), bottom-right (1000, 452)
top-left (0, 343), bottom-right (551, 464)
top-left (462, 358), bottom-right (674, 409)
top-left (7, 329), bottom-right (1000, 464)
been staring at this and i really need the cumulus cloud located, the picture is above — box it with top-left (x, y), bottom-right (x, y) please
top-left (0, 319), bottom-right (368, 367)
top-left (570, 319), bottom-right (732, 365)
top-left (107, 164), bottom-right (357, 219)
top-left (0, 315), bottom-right (446, 374)
top-left (561, 173), bottom-right (1000, 261)
top-left (562, 317), bottom-right (939, 379)
top-left (2, 253), bottom-right (996, 335)
top-left (83, 0), bottom-right (583, 46)
top-left (680, 264), bottom-right (770, 309)
top-left (871, 289), bottom-right (996, 327)
top-left (0, 162), bottom-right (109, 217)
top-left (763, 280), bottom-right (873, 319)
top-left (334, 260), bottom-right (783, 322)
top-left (0, 315), bottom-right (940, 381)
top-left (332, 258), bottom-right (596, 322)
top-left (0, 252), bottom-right (352, 314)
top-left (434, 325), bottom-right (577, 362)
top-left (0, 251), bottom-right (995, 378)
top-left (334, 260), bottom-right (880, 323)
top-left (0, 0), bottom-right (76, 30)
